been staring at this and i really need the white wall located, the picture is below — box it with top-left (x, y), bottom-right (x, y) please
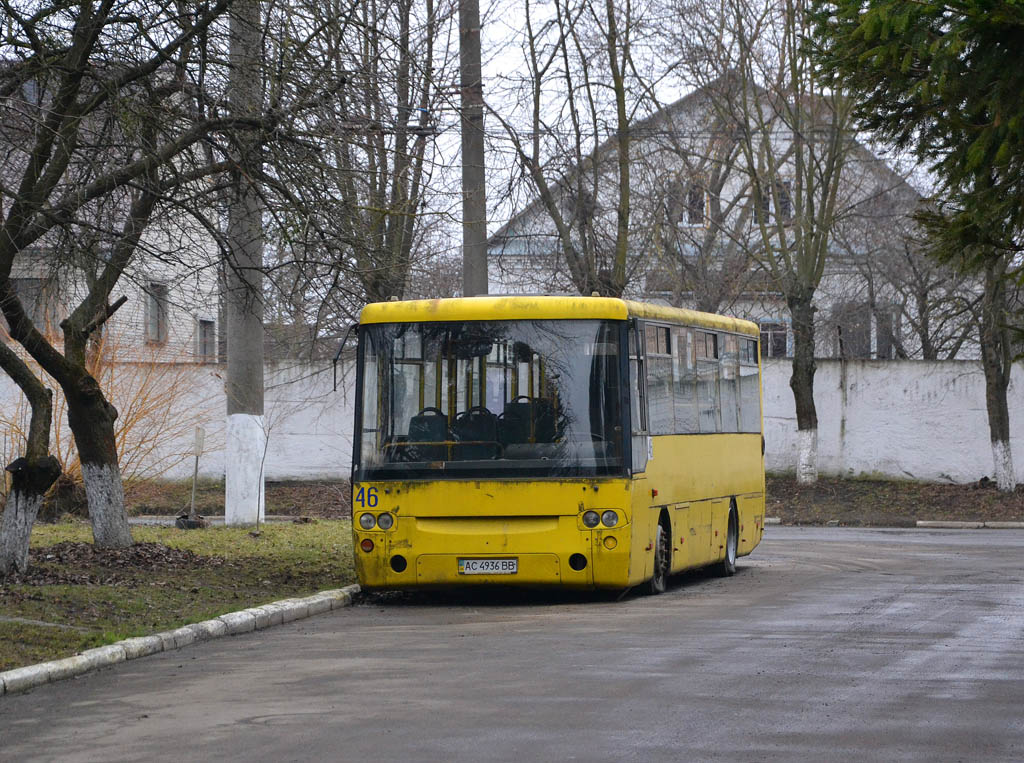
top-left (154, 360), bottom-right (357, 481)
top-left (0, 359), bottom-right (356, 483)
top-left (2, 356), bottom-right (1021, 485)
top-left (763, 358), bottom-right (1024, 484)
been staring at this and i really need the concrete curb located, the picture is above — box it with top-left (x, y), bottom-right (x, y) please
top-left (765, 517), bottom-right (1024, 529)
top-left (916, 520), bottom-right (1024, 529)
top-left (0, 584), bottom-right (360, 698)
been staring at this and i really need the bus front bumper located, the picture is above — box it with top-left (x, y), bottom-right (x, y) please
top-left (354, 536), bottom-right (631, 590)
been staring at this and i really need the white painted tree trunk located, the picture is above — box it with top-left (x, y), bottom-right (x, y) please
top-left (992, 440), bottom-right (1016, 493)
top-left (81, 462), bottom-right (133, 547)
top-left (226, 413), bottom-right (266, 526)
top-left (796, 428), bottom-right (818, 484)
top-left (0, 489), bottom-right (43, 575)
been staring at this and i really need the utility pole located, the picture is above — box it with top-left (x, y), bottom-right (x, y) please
top-left (460, 0), bottom-right (488, 297)
top-left (225, 0), bottom-right (265, 525)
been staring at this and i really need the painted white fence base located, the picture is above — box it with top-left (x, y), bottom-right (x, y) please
top-left (225, 413), bottom-right (266, 526)
top-left (992, 440), bottom-right (1016, 492)
top-left (796, 429), bottom-right (818, 484)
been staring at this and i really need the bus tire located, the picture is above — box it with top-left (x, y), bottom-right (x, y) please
top-left (648, 520), bottom-right (670, 595)
top-left (718, 506), bottom-right (738, 577)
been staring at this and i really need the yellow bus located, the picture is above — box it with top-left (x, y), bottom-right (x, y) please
top-left (351, 296), bottom-right (765, 593)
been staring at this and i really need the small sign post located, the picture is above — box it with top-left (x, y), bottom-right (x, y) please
top-left (188, 426), bottom-right (205, 522)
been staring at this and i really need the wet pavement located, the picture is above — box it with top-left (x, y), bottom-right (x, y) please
top-left (2, 527), bottom-right (1022, 761)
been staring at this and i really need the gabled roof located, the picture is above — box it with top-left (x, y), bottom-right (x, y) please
top-left (488, 75), bottom-right (922, 252)
top-left (488, 83), bottom-right (714, 247)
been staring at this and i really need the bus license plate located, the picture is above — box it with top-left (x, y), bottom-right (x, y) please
top-left (458, 558), bottom-right (518, 575)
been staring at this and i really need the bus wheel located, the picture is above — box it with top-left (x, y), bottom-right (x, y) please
top-left (718, 507), bottom-right (738, 577)
top-left (648, 521), bottom-right (670, 595)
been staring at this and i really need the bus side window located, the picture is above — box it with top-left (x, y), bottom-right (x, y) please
top-left (720, 334), bottom-right (740, 433)
top-left (646, 324), bottom-right (674, 435)
top-left (361, 343), bottom-right (381, 463)
top-left (628, 320), bottom-right (648, 472)
top-left (739, 338), bottom-right (761, 432)
top-left (695, 330), bottom-right (721, 433)
top-left (673, 328), bottom-right (698, 433)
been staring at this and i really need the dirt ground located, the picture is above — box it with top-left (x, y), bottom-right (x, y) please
top-left (116, 474), bottom-right (1024, 526)
top-left (6, 473), bottom-right (1021, 527)
top-left (766, 475), bottom-right (1024, 526)
top-left (122, 479), bottom-right (353, 519)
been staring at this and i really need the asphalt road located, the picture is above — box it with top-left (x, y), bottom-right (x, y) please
top-left (3, 527), bottom-right (1023, 762)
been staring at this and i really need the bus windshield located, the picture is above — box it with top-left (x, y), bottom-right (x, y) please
top-left (355, 319), bottom-right (627, 480)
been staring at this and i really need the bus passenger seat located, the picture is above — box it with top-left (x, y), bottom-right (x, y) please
top-left (408, 407), bottom-right (448, 460)
top-left (452, 406), bottom-right (500, 459)
top-left (532, 398), bottom-right (557, 442)
top-left (499, 397), bottom-right (533, 445)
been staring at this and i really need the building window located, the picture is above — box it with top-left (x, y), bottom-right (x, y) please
top-left (686, 182), bottom-right (706, 226)
top-left (832, 303), bottom-right (872, 359)
top-left (776, 179), bottom-right (793, 222)
top-left (3, 278), bottom-right (57, 335)
top-left (196, 319), bottom-right (215, 361)
top-left (145, 282), bottom-right (168, 344)
top-left (876, 308), bottom-right (899, 360)
top-left (21, 80), bottom-right (42, 106)
top-left (759, 322), bottom-right (788, 358)
top-left (755, 178), bottom-right (793, 224)
top-left (832, 303), bottom-right (900, 359)
top-left (666, 177), bottom-right (707, 227)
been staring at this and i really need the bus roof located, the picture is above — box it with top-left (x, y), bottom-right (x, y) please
top-left (359, 296), bottom-right (759, 336)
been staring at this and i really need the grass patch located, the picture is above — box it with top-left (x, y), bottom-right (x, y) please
top-left (0, 622), bottom-right (108, 670)
top-left (0, 519), bottom-right (355, 672)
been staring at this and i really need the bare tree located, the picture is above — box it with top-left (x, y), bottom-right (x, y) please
top-left (258, 0), bottom-right (459, 339)
top-left (490, 0), bottom-right (658, 297)
top-left (908, 186), bottom-right (1023, 492)
top-left (634, 93), bottom-right (762, 313)
top-left (832, 212), bottom-right (977, 361)
top-left (0, 0), bottom-right (369, 544)
top-left (668, 0), bottom-right (879, 482)
top-left (975, 255), bottom-right (1018, 490)
top-left (0, 0), bottom-right (245, 545)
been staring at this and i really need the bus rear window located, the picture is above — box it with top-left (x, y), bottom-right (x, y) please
top-left (355, 319), bottom-right (627, 480)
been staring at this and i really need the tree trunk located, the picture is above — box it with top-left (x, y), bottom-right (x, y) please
top-left (225, 0), bottom-right (267, 526)
top-left (0, 339), bottom-right (61, 575)
top-left (788, 294), bottom-right (818, 483)
top-left (979, 262), bottom-right (1016, 492)
top-left (65, 373), bottom-right (133, 547)
top-left (0, 456), bottom-right (61, 576)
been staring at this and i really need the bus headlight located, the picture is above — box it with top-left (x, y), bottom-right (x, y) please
top-left (582, 510), bottom-right (600, 528)
top-left (358, 513), bottom-right (376, 530)
top-left (601, 510), bottom-right (619, 527)
top-left (377, 513), bottom-right (394, 530)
